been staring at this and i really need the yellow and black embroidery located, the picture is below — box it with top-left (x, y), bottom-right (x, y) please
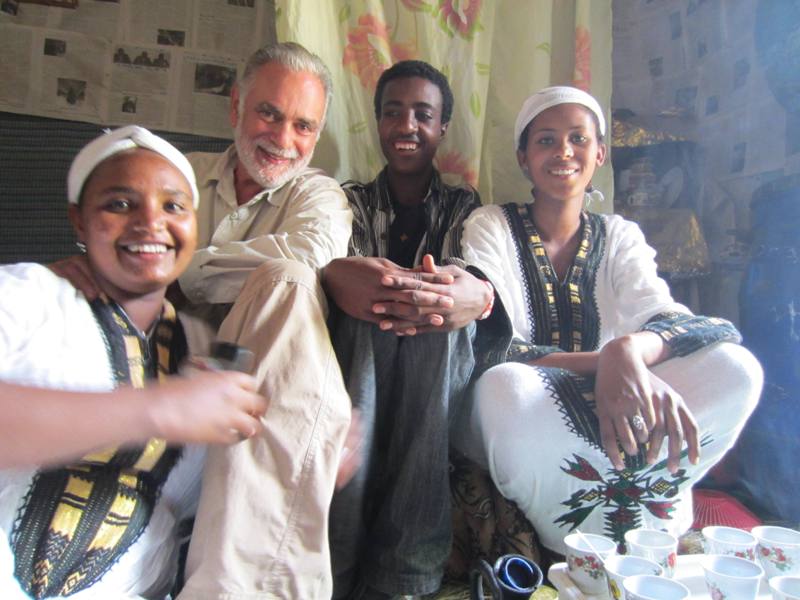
top-left (12, 297), bottom-right (187, 598)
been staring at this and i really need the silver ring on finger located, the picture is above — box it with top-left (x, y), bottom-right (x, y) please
top-left (630, 414), bottom-right (646, 432)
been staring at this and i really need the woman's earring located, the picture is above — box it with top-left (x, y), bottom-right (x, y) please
top-left (76, 241), bottom-right (87, 253)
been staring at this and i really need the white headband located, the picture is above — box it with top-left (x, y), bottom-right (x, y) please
top-left (513, 86), bottom-right (606, 152)
top-left (67, 125), bottom-right (199, 208)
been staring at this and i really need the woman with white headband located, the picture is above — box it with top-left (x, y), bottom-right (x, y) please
top-left (0, 126), bottom-right (266, 599)
top-left (454, 87), bottom-right (762, 557)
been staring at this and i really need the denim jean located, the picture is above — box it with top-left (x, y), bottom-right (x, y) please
top-left (328, 308), bottom-right (476, 597)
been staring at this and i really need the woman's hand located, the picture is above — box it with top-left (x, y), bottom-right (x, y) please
top-left (644, 370), bottom-right (700, 473)
top-left (595, 335), bottom-right (699, 473)
top-left (148, 370), bottom-right (268, 445)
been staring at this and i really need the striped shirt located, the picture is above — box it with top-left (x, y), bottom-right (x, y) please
top-left (342, 167), bottom-right (481, 266)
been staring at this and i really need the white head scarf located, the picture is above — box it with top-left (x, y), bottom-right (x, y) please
top-left (67, 125), bottom-right (199, 207)
top-left (513, 85), bottom-right (606, 152)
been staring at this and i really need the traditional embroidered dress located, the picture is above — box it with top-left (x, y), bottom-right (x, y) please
top-left (0, 264), bottom-right (204, 599)
top-left (455, 204), bottom-right (762, 555)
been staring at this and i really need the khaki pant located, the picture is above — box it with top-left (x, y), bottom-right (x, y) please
top-left (178, 259), bottom-right (351, 599)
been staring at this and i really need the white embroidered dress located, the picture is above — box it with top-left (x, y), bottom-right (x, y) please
top-left (0, 264), bottom-right (204, 599)
top-left (456, 204), bottom-right (762, 555)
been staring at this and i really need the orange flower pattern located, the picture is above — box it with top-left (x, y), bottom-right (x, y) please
top-left (435, 0), bottom-right (482, 40)
top-left (573, 25), bottom-right (592, 91)
top-left (343, 14), bottom-right (416, 90)
top-left (435, 150), bottom-right (478, 187)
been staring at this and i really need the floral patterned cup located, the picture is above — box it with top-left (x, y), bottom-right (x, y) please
top-left (704, 526), bottom-right (758, 561)
top-left (564, 532), bottom-right (617, 595)
top-left (769, 575), bottom-right (800, 600)
top-left (753, 526), bottom-right (800, 578)
top-left (623, 574), bottom-right (690, 600)
top-left (605, 555), bottom-right (665, 600)
top-left (624, 529), bottom-right (679, 578)
top-left (702, 554), bottom-right (764, 600)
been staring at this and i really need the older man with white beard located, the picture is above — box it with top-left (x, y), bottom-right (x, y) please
top-left (175, 42), bottom-right (354, 600)
top-left (178, 42), bottom-right (352, 306)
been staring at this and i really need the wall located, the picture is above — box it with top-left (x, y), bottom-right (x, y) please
top-left (612, 0), bottom-right (800, 323)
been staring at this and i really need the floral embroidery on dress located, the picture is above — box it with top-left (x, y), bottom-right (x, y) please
top-left (555, 448), bottom-right (701, 545)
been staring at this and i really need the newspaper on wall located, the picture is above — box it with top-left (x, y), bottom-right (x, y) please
top-left (0, 0), bottom-right (276, 138)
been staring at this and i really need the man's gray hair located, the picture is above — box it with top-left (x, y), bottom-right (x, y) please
top-left (239, 41), bottom-right (333, 124)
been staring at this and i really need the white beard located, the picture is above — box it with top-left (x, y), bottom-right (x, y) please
top-left (233, 124), bottom-right (314, 190)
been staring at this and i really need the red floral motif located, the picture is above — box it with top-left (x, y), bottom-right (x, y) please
top-left (762, 545), bottom-right (794, 571)
top-left (585, 555), bottom-right (603, 572)
top-left (709, 582), bottom-right (726, 600)
top-left (435, 151), bottom-right (478, 187)
top-left (667, 552), bottom-right (677, 568)
top-left (563, 453), bottom-right (603, 482)
top-left (435, 0), bottom-right (482, 40)
top-left (556, 441), bottom-right (703, 546)
top-left (342, 14), bottom-right (415, 90)
top-left (572, 25), bottom-right (592, 91)
top-left (568, 554), bottom-right (605, 579)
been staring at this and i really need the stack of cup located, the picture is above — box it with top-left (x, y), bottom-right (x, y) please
top-left (753, 526), bottom-right (800, 578)
top-left (604, 555), bottom-right (664, 600)
top-left (701, 554), bottom-right (764, 600)
top-left (563, 524), bottom-right (800, 600)
top-left (753, 526), bottom-right (800, 600)
top-left (703, 526), bottom-right (758, 561)
top-left (624, 529), bottom-right (679, 578)
top-left (564, 532), bottom-right (617, 596)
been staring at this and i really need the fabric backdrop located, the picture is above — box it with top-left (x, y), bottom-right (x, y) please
top-left (275, 0), bottom-right (612, 209)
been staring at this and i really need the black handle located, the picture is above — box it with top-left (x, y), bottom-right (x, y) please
top-left (209, 341), bottom-right (254, 373)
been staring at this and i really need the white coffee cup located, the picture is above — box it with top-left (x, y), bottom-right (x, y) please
top-left (624, 529), bottom-right (679, 578)
top-left (769, 575), bottom-right (800, 600)
top-left (753, 526), bottom-right (800, 578)
top-left (564, 532), bottom-right (617, 595)
top-left (702, 554), bottom-right (765, 600)
top-left (605, 555), bottom-right (664, 600)
top-left (703, 526), bottom-right (758, 561)
top-left (622, 574), bottom-right (690, 600)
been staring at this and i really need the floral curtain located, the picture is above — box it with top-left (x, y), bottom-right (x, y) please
top-left (275, 0), bottom-right (613, 210)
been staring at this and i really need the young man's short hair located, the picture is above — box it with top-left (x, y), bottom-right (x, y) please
top-left (373, 60), bottom-right (454, 125)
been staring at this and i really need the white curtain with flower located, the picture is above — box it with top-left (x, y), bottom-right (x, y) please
top-left (275, 0), bottom-right (613, 210)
